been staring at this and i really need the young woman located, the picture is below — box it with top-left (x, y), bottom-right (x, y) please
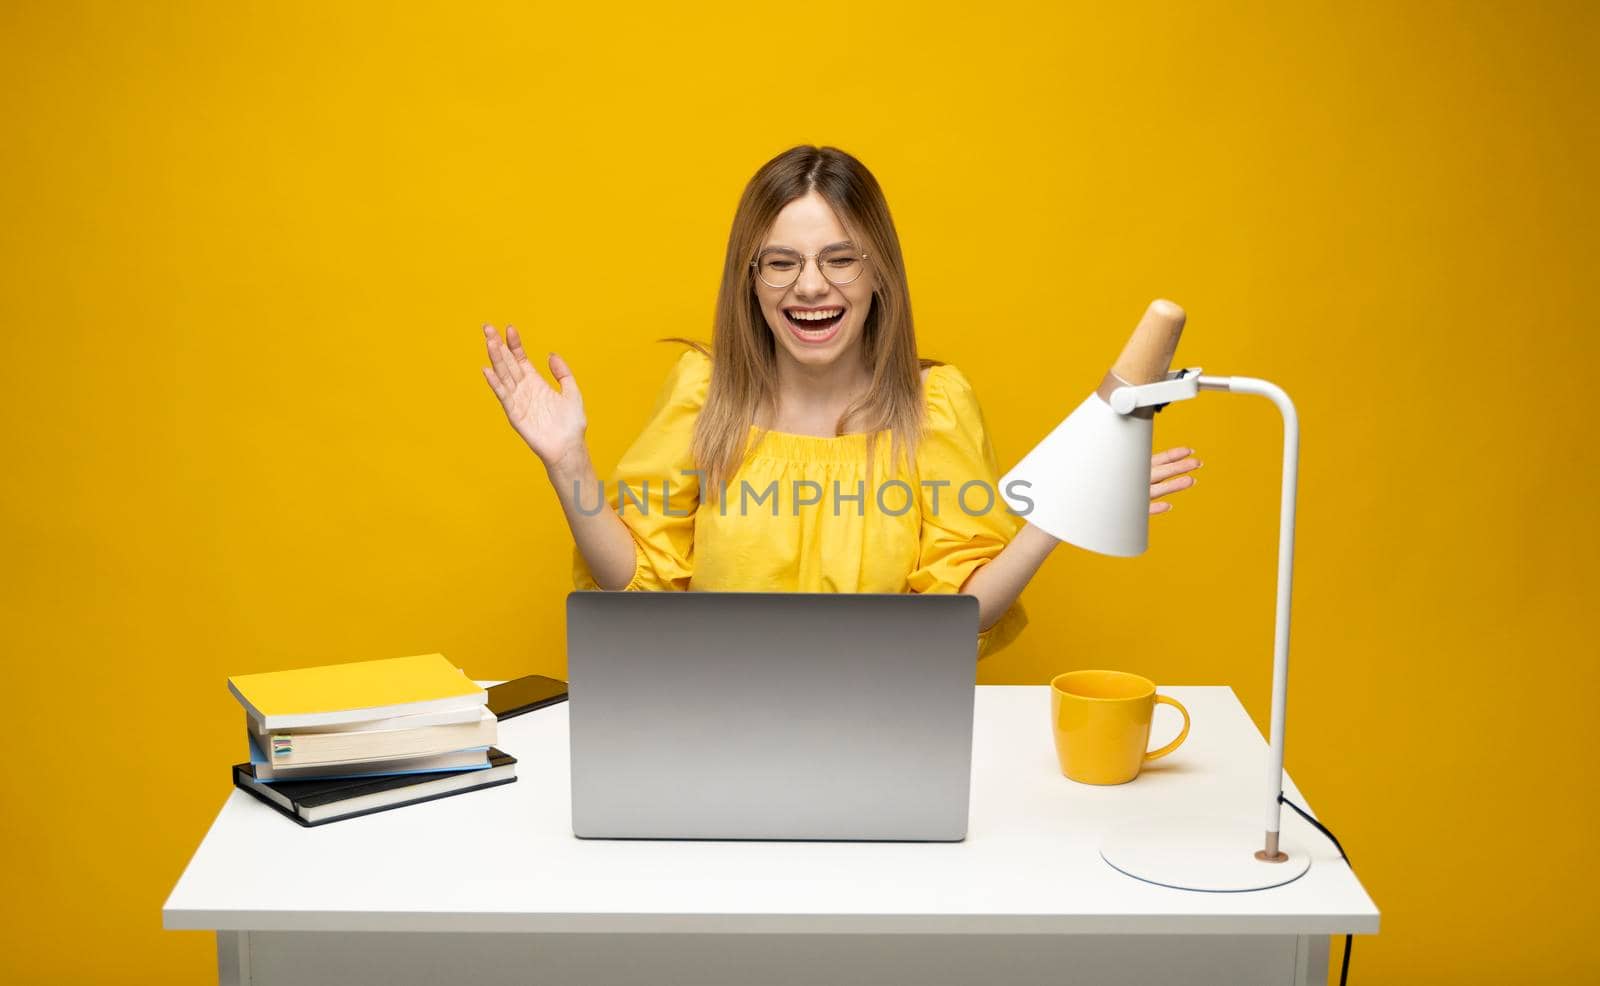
top-left (480, 145), bottom-right (1200, 659)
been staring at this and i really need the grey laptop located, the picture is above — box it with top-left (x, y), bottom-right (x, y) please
top-left (566, 591), bottom-right (980, 841)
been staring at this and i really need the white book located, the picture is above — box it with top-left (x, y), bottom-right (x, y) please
top-left (250, 707), bottom-right (498, 767)
top-left (247, 702), bottom-right (484, 735)
top-left (246, 739), bottom-right (493, 782)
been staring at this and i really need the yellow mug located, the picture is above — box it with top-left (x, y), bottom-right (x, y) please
top-left (1050, 670), bottom-right (1191, 785)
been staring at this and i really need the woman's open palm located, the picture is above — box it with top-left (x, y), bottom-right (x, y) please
top-left (1150, 446), bottom-right (1202, 515)
top-left (481, 324), bottom-right (587, 470)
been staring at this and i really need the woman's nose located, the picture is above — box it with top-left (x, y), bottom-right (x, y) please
top-left (793, 257), bottom-right (831, 297)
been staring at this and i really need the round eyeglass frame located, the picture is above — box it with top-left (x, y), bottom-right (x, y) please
top-left (749, 244), bottom-right (872, 289)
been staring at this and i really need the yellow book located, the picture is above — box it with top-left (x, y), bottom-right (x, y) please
top-left (228, 654), bottom-right (485, 730)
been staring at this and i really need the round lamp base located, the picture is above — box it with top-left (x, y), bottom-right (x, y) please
top-left (1101, 815), bottom-right (1312, 892)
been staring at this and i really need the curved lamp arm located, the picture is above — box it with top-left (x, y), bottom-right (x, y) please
top-left (1113, 370), bottom-right (1301, 861)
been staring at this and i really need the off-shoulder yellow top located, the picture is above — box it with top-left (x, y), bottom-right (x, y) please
top-left (573, 347), bottom-right (1028, 659)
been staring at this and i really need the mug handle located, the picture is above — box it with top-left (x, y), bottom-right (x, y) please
top-left (1145, 695), bottom-right (1192, 761)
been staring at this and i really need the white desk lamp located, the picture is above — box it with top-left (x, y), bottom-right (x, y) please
top-left (1000, 299), bottom-right (1310, 892)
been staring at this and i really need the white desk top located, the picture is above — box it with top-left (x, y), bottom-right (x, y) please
top-left (163, 685), bottom-right (1379, 936)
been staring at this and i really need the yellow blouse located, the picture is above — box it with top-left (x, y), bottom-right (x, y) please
top-left (573, 348), bottom-right (1028, 659)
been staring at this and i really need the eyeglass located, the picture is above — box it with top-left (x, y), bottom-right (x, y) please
top-left (750, 243), bottom-right (871, 288)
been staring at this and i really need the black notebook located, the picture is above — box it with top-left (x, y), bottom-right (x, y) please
top-left (233, 747), bottom-right (518, 826)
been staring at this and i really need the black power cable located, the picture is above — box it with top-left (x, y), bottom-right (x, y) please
top-left (1278, 793), bottom-right (1354, 985)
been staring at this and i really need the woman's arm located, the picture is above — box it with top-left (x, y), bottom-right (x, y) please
top-left (960, 522), bottom-right (1059, 631)
top-left (961, 446), bottom-right (1203, 630)
top-left (481, 324), bottom-right (637, 590)
top-left (544, 446), bottom-right (638, 591)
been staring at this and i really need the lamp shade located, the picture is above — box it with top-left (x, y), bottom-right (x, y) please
top-left (999, 392), bottom-right (1154, 557)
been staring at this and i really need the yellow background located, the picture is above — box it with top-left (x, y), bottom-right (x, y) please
top-left (2, 2), bottom-right (1595, 982)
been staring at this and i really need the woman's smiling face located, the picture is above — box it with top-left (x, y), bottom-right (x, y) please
top-left (754, 190), bottom-right (876, 371)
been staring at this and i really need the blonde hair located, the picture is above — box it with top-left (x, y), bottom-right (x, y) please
top-left (664, 145), bottom-right (936, 499)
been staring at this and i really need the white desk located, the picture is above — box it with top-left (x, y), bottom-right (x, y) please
top-left (165, 685), bottom-right (1378, 986)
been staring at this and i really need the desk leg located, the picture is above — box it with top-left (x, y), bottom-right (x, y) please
top-left (1293, 934), bottom-right (1331, 986)
top-left (216, 931), bottom-right (251, 986)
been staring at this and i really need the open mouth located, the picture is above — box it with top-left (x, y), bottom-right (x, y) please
top-left (783, 306), bottom-right (845, 344)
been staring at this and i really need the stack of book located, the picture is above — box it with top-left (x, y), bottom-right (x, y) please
top-left (227, 653), bottom-right (517, 826)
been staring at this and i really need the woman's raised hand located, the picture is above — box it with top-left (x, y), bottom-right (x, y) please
top-left (481, 324), bottom-right (588, 473)
top-left (1150, 446), bottom-right (1202, 515)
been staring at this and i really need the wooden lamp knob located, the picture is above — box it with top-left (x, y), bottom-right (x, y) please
top-left (1112, 299), bottom-right (1187, 384)
top-left (1097, 299), bottom-right (1187, 416)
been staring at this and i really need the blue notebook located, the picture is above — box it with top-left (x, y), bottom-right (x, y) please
top-left (234, 746), bottom-right (517, 826)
